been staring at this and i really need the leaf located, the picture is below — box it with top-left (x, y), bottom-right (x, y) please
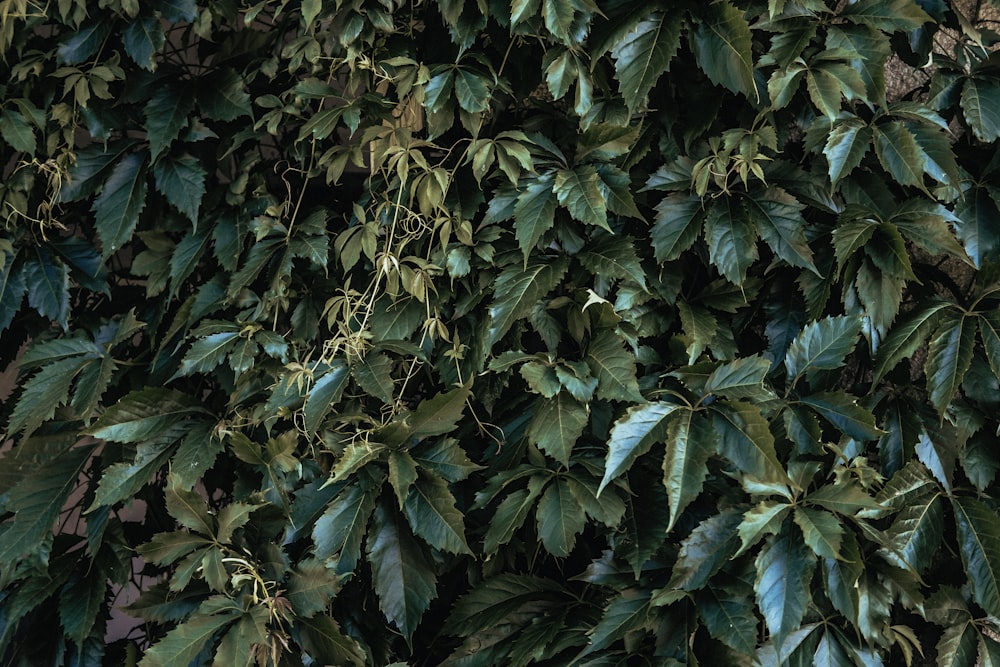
top-left (488, 258), bottom-right (568, 345)
top-left (798, 391), bottom-right (883, 441)
top-left (935, 621), bottom-right (978, 667)
top-left (705, 196), bottom-right (758, 285)
top-left (443, 573), bottom-right (565, 638)
top-left (0, 109), bottom-right (35, 153)
top-left (313, 483), bottom-right (376, 574)
top-left (298, 615), bottom-right (367, 667)
top-left (122, 15), bottom-right (165, 70)
top-left (704, 355), bottom-right (773, 400)
top-left (745, 188), bottom-right (818, 274)
top-left (93, 152), bottom-right (148, 259)
top-left (176, 331), bottom-right (239, 377)
top-left (600, 401), bottom-right (682, 493)
top-left (483, 483), bottom-right (542, 553)
top-left (711, 401), bottom-right (787, 484)
top-left (23, 248), bottom-right (70, 329)
top-left (585, 328), bottom-right (644, 402)
top-left (0, 256), bottom-right (25, 333)
top-left (793, 506), bottom-right (843, 560)
top-left (651, 193), bottom-right (704, 262)
top-left (678, 300), bottom-right (718, 364)
top-left (88, 388), bottom-right (204, 442)
top-left (873, 298), bottom-right (950, 383)
top-left (367, 500), bottom-right (438, 642)
top-left (407, 384), bottom-right (471, 439)
top-left (668, 508), bottom-right (742, 591)
top-left (198, 68), bottom-right (251, 121)
top-left (872, 120), bottom-right (926, 189)
top-left (153, 153), bottom-right (207, 225)
top-left (611, 11), bottom-right (683, 113)
top-left (554, 165), bottom-right (609, 231)
top-left (755, 523), bottom-right (816, 646)
top-left (514, 173), bottom-right (557, 260)
top-left (737, 501), bottom-right (791, 556)
top-left (954, 185), bottom-right (1000, 268)
top-left (952, 496), bottom-right (1000, 617)
top-left (883, 492), bottom-right (943, 573)
top-left (403, 472), bottom-right (471, 554)
top-left (536, 477), bottom-right (586, 557)
top-left (165, 479), bottom-right (215, 536)
top-left (823, 117), bottom-right (872, 186)
top-left (527, 393), bottom-right (589, 466)
top-left (784, 315), bottom-right (862, 380)
top-left (690, 1), bottom-right (756, 98)
top-left (287, 558), bottom-right (341, 618)
top-left (138, 607), bottom-right (239, 667)
top-left (7, 356), bottom-right (88, 438)
top-left (827, 25), bottom-right (889, 104)
top-left (145, 86), bottom-right (194, 160)
top-left (925, 312), bottom-right (976, 415)
top-left (454, 68), bottom-right (490, 113)
top-left (578, 233), bottom-right (648, 290)
top-left (961, 76), bottom-right (1000, 142)
top-left (578, 589), bottom-right (652, 657)
top-left (839, 0), bottom-right (931, 32)
top-left (662, 410), bottom-right (714, 531)
top-left (353, 352), bottom-right (395, 404)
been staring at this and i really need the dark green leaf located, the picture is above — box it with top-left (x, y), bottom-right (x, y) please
top-left (784, 315), bottom-right (862, 380)
top-left (298, 615), bottom-right (367, 667)
top-left (403, 472), bottom-right (471, 554)
top-left (745, 188), bottom-right (818, 274)
top-left (952, 496), bottom-right (1000, 617)
top-left (8, 356), bottom-right (88, 437)
top-left (872, 120), bottom-right (926, 189)
top-left (704, 196), bottom-right (758, 285)
top-left (514, 173), bottom-right (557, 260)
top-left (304, 363), bottom-right (350, 433)
top-left (23, 248), bottom-right (70, 329)
top-left (960, 76), bottom-right (1000, 143)
top-left (793, 506), bottom-right (843, 560)
top-left (651, 193), bottom-right (704, 262)
top-left (704, 355), bottom-right (773, 400)
top-left (554, 165), bottom-right (609, 231)
top-left (527, 392), bottom-right (589, 466)
top-left (287, 558), bottom-right (341, 618)
top-left (122, 15), bottom-right (165, 70)
top-left (585, 328), bottom-right (644, 402)
top-left (138, 606), bottom-right (239, 667)
top-left (144, 87), bottom-right (194, 160)
top-left (153, 153), bottom-right (207, 226)
top-left (954, 185), bottom-right (1000, 268)
top-left (873, 298), bottom-right (950, 383)
top-left (578, 589), bottom-right (652, 658)
top-left (823, 117), bottom-right (872, 187)
top-left (536, 477), bottom-right (586, 557)
top-left (407, 384), bottom-right (471, 439)
top-left (755, 523), bottom-right (816, 646)
top-left (611, 11), bottom-right (683, 113)
top-left (925, 312), bottom-right (976, 415)
top-left (198, 68), bottom-right (251, 121)
top-left (662, 410), bottom-right (714, 531)
top-left (690, 1), bottom-right (756, 98)
top-left (0, 109), bottom-right (35, 153)
top-left (711, 401), bottom-right (787, 484)
top-left (0, 257), bottom-right (25, 333)
top-left (578, 233), bottom-right (648, 290)
top-left (668, 508), bottom-right (742, 591)
top-left (883, 492), bottom-right (943, 573)
top-left (92, 152), bottom-right (148, 259)
top-left (600, 401), bottom-right (681, 493)
top-left (488, 258), bottom-right (568, 345)
top-left (799, 391), bottom-right (883, 440)
top-left (313, 483), bottom-right (376, 574)
top-left (88, 388), bottom-right (204, 442)
top-left (839, 0), bottom-right (931, 31)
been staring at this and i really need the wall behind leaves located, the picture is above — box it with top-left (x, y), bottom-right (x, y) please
top-left (2, 0), bottom-right (1000, 664)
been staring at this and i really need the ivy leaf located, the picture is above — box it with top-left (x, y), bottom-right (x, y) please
top-left (678, 300), bottom-right (718, 364)
top-left (704, 355), bottom-right (773, 400)
top-left (88, 388), bottom-right (203, 443)
top-left (737, 501), bottom-right (791, 556)
top-left (823, 117), bottom-right (872, 187)
top-left (744, 188), bottom-right (818, 274)
top-left (536, 477), bottom-right (586, 557)
top-left (578, 233), bottom-right (648, 290)
top-left (0, 109), bottom-right (35, 153)
top-left (0, 257), bottom-right (26, 333)
top-left (554, 165), bottom-right (609, 231)
top-left (287, 558), bottom-right (341, 618)
top-left (611, 11), bottom-right (683, 113)
top-left (954, 185), bottom-right (1000, 268)
top-left (704, 196), bottom-right (758, 285)
top-left (793, 506), bottom-right (843, 560)
top-left (711, 400), bottom-right (787, 484)
top-left (585, 328), bottom-right (644, 402)
top-left (668, 508), bottom-right (742, 590)
top-left (827, 25), bottom-right (889, 105)
top-left (138, 606), bottom-right (239, 667)
top-left (936, 621), bottom-right (979, 667)
top-left (952, 496), bottom-right (1000, 617)
top-left (488, 258), bottom-right (568, 345)
top-left (872, 120), bottom-right (926, 189)
top-left (799, 391), bottom-right (883, 441)
top-left (960, 76), bottom-right (1000, 142)
top-left (313, 483), bottom-right (376, 575)
top-left (367, 500), bottom-right (438, 642)
top-left (176, 331), bottom-right (239, 377)
top-left (883, 492), bottom-right (943, 573)
top-left (406, 384), bottom-right (471, 439)
top-left (873, 298), bottom-right (950, 383)
top-left (651, 193), bottom-right (704, 262)
top-left (925, 312), bottom-right (976, 415)
top-left (403, 472), bottom-right (471, 555)
top-left (755, 523), bottom-right (816, 647)
top-left (8, 356), bottom-right (89, 438)
top-left (303, 363), bottom-right (350, 433)
top-left (23, 247), bottom-right (70, 329)
top-left (92, 152), bottom-right (148, 259)
top-left (198, 68), bottom-right (251, 121)
top-left (578, 589), bottom-right (652, 658)
top-left (514, 173), bottom-right (557, 260)
top-left (784, 315), bottom-right (862, 380)
top-left (153, 153), bottom-right (207, 226)
top-left (144, 86), bottom-right (194, 160)
top-left (697, 579), bottom-right (758, 657)
top-left (600, 401), bottom-right (683, 493)
top-left (527, 393), bottom-right (589, 466)
top-left (839, 0), bottom-right (931, 32)
top-left (483, 483), bottom-right (544, 553)
top-left (662, 410), bottom-right (714, 531)
top-left (690, 1), bottom-right (756, 98)
top-left (298, 615), bottom-right (366, 666)
top-left (122, 15), bottom-right (165, 70)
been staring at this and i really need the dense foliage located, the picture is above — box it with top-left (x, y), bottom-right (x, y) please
top-left (3, 0), bottom-right (1000, 664)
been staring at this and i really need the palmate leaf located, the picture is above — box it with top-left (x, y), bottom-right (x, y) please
top-left (799, 391), bottom-right (883, 441)
top-left (403, 472), bottom-right (471, 555)
top-left (7, 356), bottom-right (89, 438)
top-left (585, 328), bottom-right (644, 402)
top-left (536, 477), bottom-right (586, 557)
top-left (711, 400), bottom-right (787, 484)
top-left (483, 483), bottom-right (543, 553)
top-left (527, 392), bottom-right (589, 466)
top-left (872, 120), bottom-right (926, 189)
top-left (793, 506), bottom-right (843, 560)
top-left (925, 312), bottom-right (976, 415)
top-left (883, 492), bottom-right (943, 573)
top-left (823, 117), bottom-right (872, 186)
top-left (704, 354), bottom-right (773, 400)
top-left (668, 509), bottom-right (742, 591)
top-left (689, 1), bottom-right (756, 98)
top-left (952, 496), bottom-right (1000, 617)
top-left (755, 523), bottom-right (816, 646)
top-left (554, 165), bottom-right (609, 231)
top-left (367, 500), bottom-right (438, 642)
top-left (954, 185), bottom-right (1000, 268)
top-left (138, 604), bottom-right (240, 667)
top-left (704, 196), bottom-right (758, 285)
top-left (826, 25), bottom-right (889, 104)
top-left (784, 315), bottom-right (862, 380)
top-left (662, 410), bottom-right (714, 531)
top-left (578, 233), bottom-right (648, 290)
top-left (152, 153), bottom-right (206, 226)
top-left (960, 75), bottom-right (1000, 143)
top-left (313, 483), bottom-right (376, 574)
top-left (24, 247), bottom-right (70, 329)
top-left (287, 558), bottom-right (341, 618)
top-left (737, 501), bottom-right (790, 556)
top-left (514, 172), bottom-right (557, 260)
top-left (488, 257), bottom-right (568, 345)
top-left (873, 298), bottom-right (950, 383)
top-left (744, 188), bottom-right (818, 274)
top-left (93, 152), bottom-right (149, 259)
top-left (87, 387), bottom-right (204, 443)
top-left (651, 193), bottom-right (704, 262)
top-left (806, 62), bottom-right (866, 119)
top-left (696, 579), bottom-right (758, 657)
top-left (611, 11), bottom-right (683, 113)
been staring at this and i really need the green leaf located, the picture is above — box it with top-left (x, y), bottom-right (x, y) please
top-left (872, 120), bottom-right (926, 189)
top-left (353, 352), bottom-right (395, 404)
top-left (704, 196), bottom-right (757, 285)
top-left (443, 573), bottom-right (565, 638)
top-left (0, 109), bottom-right (35, 153)
top-left (145, 86), bottom-right (194, 160)
top-left (122, 15), bottom-right (165, 70)
top-left (690, 1), bottom-right (756, 98)
top-left (198, 68), bottom-right (251, 121)
top-left (585, 328), bottom-right (644, 402)
top-left (488, 258), bottom-right (568, 345)
top-left (403, 472), bottom-right (471, 554)
top-left (784, 315), bottom-right (862, 380)
top-left (23, 248), bottom-right (70, 329)
top-left (298, 615), bottom-right (367, 667)
top-left (165, 479), bottom-right (215, 535)
top-left (313, 483), bottom-right (376, 574)
top-left (611, 11), bottom-right (683, 113)
top-left (536, 477), bottom-right (586, 557)
top-left (514, 173), bottom-right (557, 260)
top-left (153, 153), bottom-right (207, 226)
top-left (554, 165), bottom-right (609, 231)
top-left (88, 388), bottom-right (204, 442)
top-left (745, 188), bottom-right (818, 274)
top-left (883, 492), bottom-right (943, 573)
top-left (367, 500), bottom-right (438, 642)
top-left (954, 185), bottom-right (1000, 268)
top-left (980, 310), bottom-right (1000, 381)
top-left (925, 312), bottom-right (976, 415)
top-left (936, 621), bottom-right (978, 667)
top-left (303, 363), bottom-right (350, 433)
top-left (578, 233), bottom-right (648, 290)
top-left (793, 506), bottom-right (843, 560)
top-left (138, 606), bottom-right (239, 667)
top-left (93, 152), bottom-right (148, 259)
top-left (755, 523), bottom-right (816, 646)
top-left (668, 508), bottom-right (742, 590)
top-left (711, 401), bottom-right (787, 484)
top-left (407, 384), bottom-right (471, 439)
top-left (678, 300), bottom-right (718, 364)
top-left (737, 501), bottom-right (791, 556)
top-left (527, 393), bottom-right (589, 466)
top-left (823, 117), bottom-right (872, 187)
top-left (873, 298), bottom-right (950, 383)
top-left (287, 558), bottom-right (341, 618)
top-left (961, 76), bottom-right (1000, 142)
top-left (600, 401), bottom-right (682, 493)
top-left (651, 193), bottom-right (704, 262)
top-left (662, 410), bottom-right (714, 531)
top-left (839, 0), bottom-right (931, 31)
top-left (176, 331), bottom-right (239, 377)
top-left (7, 356), bottom-right (88, 437)
top-left (412, 438), bottom-right (482, 483)
top-left (827, 25), bottom-right (889, 104)
top-left (483, 483), bottom-right (543, 553)
top-left (952, 496), bottom-right (1000, 617)
top-left (704, 355), bottom-right (773, 400)
top-left (697, 580), bottom-right (758, 657)
top-left (578, 589), bottom-right (652, 658)
top-left (806, 62), bottom-right (865, 119)
top-left (798, 391), bottom-right (883, 441)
